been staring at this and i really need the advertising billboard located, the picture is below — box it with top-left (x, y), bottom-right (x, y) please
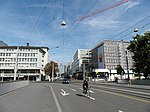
top-left (98, 46), bottom-right (104, 68)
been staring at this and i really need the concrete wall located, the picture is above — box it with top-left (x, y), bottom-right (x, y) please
top-left (131, 80), bottom-right (150, 85)
top-left (0, 80), bottom-right (29, 95)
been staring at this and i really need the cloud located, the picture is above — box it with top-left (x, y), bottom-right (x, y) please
top-left (124, 0), bottom-right (140, 11)
top-left (26, 3), bottom-right (62, 9)
top-left (85, 17), bottom-right (122, 29)
top-left (79, 0), bottom-right (140, 30)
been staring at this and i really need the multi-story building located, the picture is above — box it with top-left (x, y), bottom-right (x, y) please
top-left (66, 61), bottom-right (73, 76)
top-left (71, 49), bottom-right (91, 79)
top-left (0, 44), bottom-right (49, 81)
top-left (90, 40), bottom-right (133, 70)
top-left (90, 40), bottom-right (134, 80)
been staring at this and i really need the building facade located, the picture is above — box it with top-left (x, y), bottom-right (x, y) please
top-left (90, 40), bottom-right (133, 70)
top-left (71, 49), bottom-right (91, 79)
top-left (0, 45), bottom-right (49, 81)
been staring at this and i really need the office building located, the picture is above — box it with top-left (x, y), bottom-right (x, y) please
top-left (0, 44), bottom-right (49, 81)
top-left (71, 49), bottom-right (91, 79)
top-left (90, 40), bottom-right (133, 70)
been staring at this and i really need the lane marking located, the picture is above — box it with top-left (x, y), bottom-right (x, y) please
top-left (71, 88), bottom-right (76, 91)
top-left (89, 96), bottom-right (95, 100)
top-left (61, 89), bottom-right (70, 96)
top-left (118, 110), bottom-right (124, 112)
top-left (91, 88), bottom-right (150, 104)
top-left (89, 90), bottom-right (95, 93)
top-left (61, 89), bottom-right (66, 93)
top-left (91, 84), bottom-right (150, 96)
top-left (84, 94), bottom-right (95, 100)
top-left (50, 86), bottom-right (62, 112)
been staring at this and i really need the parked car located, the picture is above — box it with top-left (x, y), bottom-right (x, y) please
top-left (62, 78), bottom-right (69, 84)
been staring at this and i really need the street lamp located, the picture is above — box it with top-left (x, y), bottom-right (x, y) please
top-left (61, 20), bottom-right (66, 26)
top-left (134, 28), bottom-right (138, 32)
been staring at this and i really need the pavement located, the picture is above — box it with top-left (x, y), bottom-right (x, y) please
top-left (0, 82), bottom-right (150, 112)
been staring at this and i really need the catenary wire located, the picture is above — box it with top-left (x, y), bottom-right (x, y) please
top-left (39, 0), bottom-right (57, 32)
top-left (111, 15), bottom-right (150, 40)
top-left (23, 0), bottom-right (41, 38)
top-left (70, 0), bottom-right (100, 33)
top-left (27, 0), bottom-right (50, 37)
top-left (115, 22), bottom-right (150, 40)
top-left (39, 18), bottom-right (56, 32)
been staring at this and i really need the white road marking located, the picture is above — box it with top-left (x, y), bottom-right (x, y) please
top-left (89, 90), bottom-right (95, 93)
top-left (89, 96), bottom-right (95, 100)
top-left (50, 86), bottom-right (62, 112)
top-left (61, 89), bottom-right (66, 93)
top-left (71, 88), bottom-right (76, 91)
top-left (118, 110), bottom-right (124, 112)
top-left (61, 89), bottom-right (70, 96)
top-left (84, 94), bottom-right (95, 100)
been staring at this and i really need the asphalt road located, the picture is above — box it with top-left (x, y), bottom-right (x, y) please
top-left (0, 82), bottom-right (149, 112)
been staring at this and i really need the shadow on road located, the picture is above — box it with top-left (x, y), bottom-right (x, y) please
top-left (76, 93), bottom-right (85, 97)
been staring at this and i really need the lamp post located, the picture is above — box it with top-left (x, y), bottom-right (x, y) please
top-left (14, 47), bottom-right (19, 81)
top-left (1, 73), bottom-right (3, 82)
top-left (125, 50), bottom-right (130, 81)
top-left (51, 62), bottom-right (54, 82)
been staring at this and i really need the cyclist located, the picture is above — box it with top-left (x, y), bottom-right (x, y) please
top-left (83, 79), bottom-right (89, 95)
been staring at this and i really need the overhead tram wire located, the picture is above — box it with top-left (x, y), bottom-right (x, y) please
top-left (23, 0), bottom-right (41, 38)
top-left (27, 0), bottom-right (50, 38)
top-left (61, 0), bottom-right (65, 63)
top-left (111, 15), bottom-right (150, 40)
top-left (39, 0), bottom-right (57, 32)
top-left (39, 18), bottom-right (55, 32)
top-left (67, 0), bottom-right (109, 44)
top-left (70, 0), bottom-right (100, 33)
top-left (74, 0), bottom-right (129, 22)
top-left (115, 22), bottom-right (150, 40)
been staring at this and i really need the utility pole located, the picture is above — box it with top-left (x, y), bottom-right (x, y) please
top-left (52, 62), bottom-right (54, 82)
top-left (83, 63), bottom-right (86, 80)
top-left (125, 51), bottom-right (130, 80)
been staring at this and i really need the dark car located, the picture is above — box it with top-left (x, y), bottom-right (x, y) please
top-left (62, 78), bottom-right (69, 84)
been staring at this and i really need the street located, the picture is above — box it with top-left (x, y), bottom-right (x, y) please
top-left (0, 82), bottom-right (149, 112)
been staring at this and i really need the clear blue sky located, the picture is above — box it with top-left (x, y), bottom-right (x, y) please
top-left (0, 0), bottom-right (150, 64)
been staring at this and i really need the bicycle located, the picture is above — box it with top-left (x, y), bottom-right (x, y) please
top-left (83, 86), bottom-right (90, 98)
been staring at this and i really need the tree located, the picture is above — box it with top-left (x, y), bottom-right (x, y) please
top-left (44, 61), bottom-right (58, 79)
top-left (116, 65), bottom-right (125, 80)
top-left (127, 31), bottom-right (150, 79)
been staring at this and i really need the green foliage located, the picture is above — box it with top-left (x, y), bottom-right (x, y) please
top-left (44, 61), bottom-right (58, 78)
top-left (127, 31), bottom-right (150, 79)
top-left (116, 65), bottom-right (125, 76)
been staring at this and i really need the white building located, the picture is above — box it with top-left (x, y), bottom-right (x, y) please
top-left (0, 45), bottom-right (49, 81)
top-left (71, 49), bottom-right (91, 79)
